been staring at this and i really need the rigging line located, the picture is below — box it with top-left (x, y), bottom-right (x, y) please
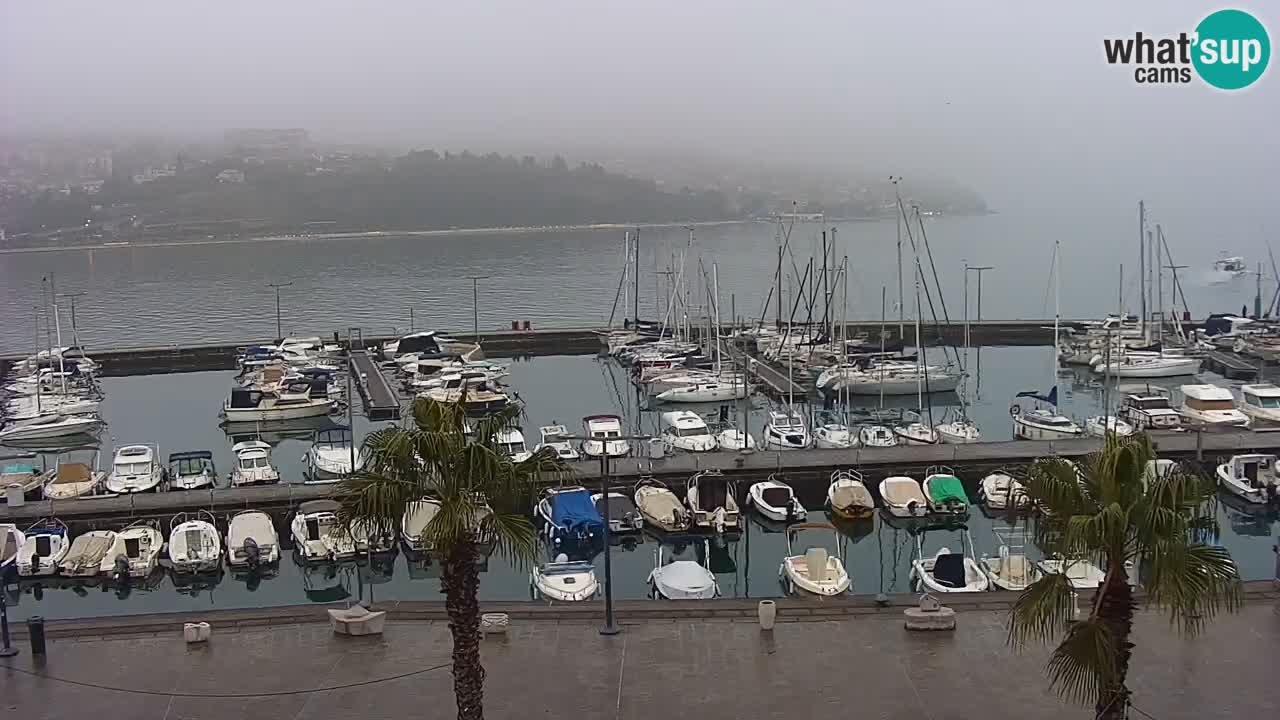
top-left (913, 210), bottom-right (960, 369)
top-left (0, 659), bottom-right (452, 698)
top-left (895, 198), bottom-right (953, 367)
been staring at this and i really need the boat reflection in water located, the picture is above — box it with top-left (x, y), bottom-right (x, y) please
top-left (222, 416), bottom-right (343, 447)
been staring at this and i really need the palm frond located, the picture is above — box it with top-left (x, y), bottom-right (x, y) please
top-left (1143, 541), bottom-right (1243, 632)
top-left (1025, 457), bottom-right (1091, 520)
top-left (478, 510), bottom-right (539, 569)
top-left (1008, 571), bottom-right (1078, 647)
top-left (1044, 617), bottom-right (1118, 706)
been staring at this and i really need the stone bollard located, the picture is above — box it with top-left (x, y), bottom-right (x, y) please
top-left (904, 594), bottom-right (956, 631)
top-left (183, 622), bottom-right (212, 644)
top-left (480, 613), bottom-right (510, 638)
top-left (757, 600), bottom-right (776, 631)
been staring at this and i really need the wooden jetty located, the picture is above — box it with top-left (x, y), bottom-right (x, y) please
top-left (722, 344), bottom-right (808, 399)
top-left (1203, 350), bottom-right (1260, 380)
top-left (349, 350), bottom-right (401, 419)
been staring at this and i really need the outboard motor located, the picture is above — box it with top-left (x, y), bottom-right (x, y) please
top-left (112, 554), bottom-right (130, 585)
top-left (243, 537), bottom-right (261, 570)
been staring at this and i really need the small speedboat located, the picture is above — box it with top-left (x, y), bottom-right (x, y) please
top-left (226, 510), bottom-right (281, 569)
top-left (634, 477), bottom-right (690, 532)
top-left (714, 428), bottom-right (756, 451)
top-left (748, 474), bottom-right (807, 523)
top-left (59, 529), bottom-right (117, 577)
top-left (496, 427), bottom-right (533, 462)
top-left (779, 522), bottom-right (851, 596)
top-left (592, 492), bottom-right (644, 534)
top-left (814, 421), bottom-right (858, 449)
top-left (826, 469), bottom-right (874, 519)
top-left (230, 440), bottom-right (281, 486)
top-left (649, 535), bottom-right (719, 600)
top-left (305, 427), bottom-right (364, 483)
top-left (169, 511), bottom-right (223, 573)
top-left (0, 413), bottom-right (101, 443)
top-left (104, 521), bottom-right (164, 579)
top-left (535, 424), bottom-right (580, 461)
top-left (1215, 454), bottom-right (1280, 505)
top-left (401, 497), bottom-right (443, 553)
top-left (291, 499), bottom-right (357, 562)
top-left (104, 444), bottom-right (165, 494)
top-left (167, 450), bottom-right (216, 491)
top-left (1037, 556), bottom-right (1107, 589)
top-left (879, 476), bottom-right (928, 517)
top-left (660, 410), bottom-right (718, 452)
top-left (763, 410), bottom-right (811, 450)
top-left (43, 448), bottom-right (106, 499)
top-left (1085, 415), bottom-right (1135, 438)
top-left (979, 471), bottom-right (1031, 511)
top-left (911, 531), bottom-right (990, 593)
top-left (686, 470), bottom-right (741, 533)
top-left (537, 486), bottom-right (605, 548)
top-left (858, 425), bottom-right (898, 447)
top-left (15, 518), bottom-right (69, 577)
top-left (981, 545), bottom-right (1041, 591)
top-left (936, 418), bottom-right (981, 444)
top-left (923, 466), bottom-right (969, 515)
top-left (531, 554), bottom-right (600, 602)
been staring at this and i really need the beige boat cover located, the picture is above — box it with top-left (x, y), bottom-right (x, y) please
top-left (830, 483), bottom-right (874, 510)
top-left (882, 478), bottom-right (926, 505)
top-left (637, 487), bottom-right (684, 528)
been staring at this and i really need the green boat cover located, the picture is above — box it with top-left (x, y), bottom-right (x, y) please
top-left (928, 475), bottom-right (968, 504)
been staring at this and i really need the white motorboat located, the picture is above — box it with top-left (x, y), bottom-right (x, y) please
top-left (1212, 254), bottom-right (1248, 279)
top-left (655, 379), bottom-right (749, 403)
top-left (858, 425), bottom-right (898, 447)
top-left (420, 375), bottom-right (511, 415)
top-left (748, 474), bottom-right (807, 523)
top-left (305, 427), bottom-right (365, 483)
top-left (979, 471), bottom-right (1031, 511)
top-left (826, 469), bottom-right (874, 520)
top-left (923, 467), bottom-right (970, 515)
top-left (648, 535), bottom-right (719, 600)
top-left (104, 444), bottom-right (165, 494)
top-left (660, 410), bottom-right (717, 452)
top-left (1, 523), bottom-right (22, 577)
top-left (685, 470), bottom-right (741, 533)
top-left (382, 330), bottom-right (477, 359)
top-left (1085, 415), bottom-right (1136, 438)
top-left (1, 462), bottom-right (49, 499)
top-left (912, 530), bottom-right (991, 593)
top-left (879, 475), bottom-right (929, 517)
top-left (714, 428), bottom-right (756, 451)
top-left (581, 414), bottom-right (630, 458)
top-left (230, 440), bottom-right (281, 486)
top-left (104, 521), bottom-right (164, 579)
top-left (58, 529), bottom-right (116, 577)
top-left (0, 413), bottom-right (101, 443)
top-left (1091, 354), bottom-right (1201, 378)
top-left (226, 510), bottom-right (281, 568)
top-left (535, 424), bottom-right (580, 461)
top-left (763, 409), bottom-right (811, 450)
top-left (168, 511), bottom-right (223, 573)
top-left (537, 486), bottom-right (605, 547)
top-left (813, 421), bottom-right (858, 449)
top-left (401, 497), bottom-right (443, 553)
top-left (592, 492), bottom-right (644, 534)
top-left (634, 477), bottom-right (690, 532)
top-left (15, 518), bottom-right (70, 577)
top-left (167, 450), bottom-right (216, 491)
top-left (496, 427), bottom-right (533, 462)
top-left (833, 367), bottom-right (962, 395)
top-left (42, 448), bottom-right (105, 500)
top-left (894, 416), bottom-right (940, 445)
top-left (1012, 407), bottom-right (1084, 441)
top-left (220, 377), bottom-right (334, 423)
top-left (936, 418), bottom-right (981, 444)
top-left (981, 545), bottom-right (1041, 591)
top-left (1118, 387), bottom-right (1183, 431)
top-left (1215, 454), bottom-right (1280, 505)
top-left (1239, 383), bottom-right (1280, 426)
top-left (1037, 556), bottom-right (1107, 589)
top-left (291, 499), bottom-right (357, 562)
top-left (531, 554), bottom-right (600, 602)
top-left (1179, 384), bottom-right (1249, 428)
top-left (779, 522), bottom-right (851, 596)
top-left (5, 396), bottom-right (100, 421)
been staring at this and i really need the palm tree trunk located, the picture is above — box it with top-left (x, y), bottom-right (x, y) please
top-left (443, 540), bottom-right (484, 720)
top-left (1094, 564), bottom-right (1135, 720)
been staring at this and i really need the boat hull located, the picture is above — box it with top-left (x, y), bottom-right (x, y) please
top-left (222, 402), bottom-right (333, 423)
top-left (1012, 417), bottom-right (1084, 441)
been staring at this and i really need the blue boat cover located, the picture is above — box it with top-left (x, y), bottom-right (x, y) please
top-left (552, 490), bottom-right (604, 533)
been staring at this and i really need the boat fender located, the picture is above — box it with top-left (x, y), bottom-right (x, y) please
top-left (243, 537), bottom-right (261, 569)
top-left (113, 554), bottom-right (129, 584)
top-left (1009, 404), bottom-right (1021, 417)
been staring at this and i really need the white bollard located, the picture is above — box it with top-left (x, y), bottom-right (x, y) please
top-left (757, 600), bottom-right (777, 630)
top-left (5, 483), bottom-right (25, 507)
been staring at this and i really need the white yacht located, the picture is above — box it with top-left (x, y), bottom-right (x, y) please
top-left (936, 418), bottom-right (981, 444)
top-left (1215, 454), bottom-right (1280, 505)
top-left (291, 499), bottom-right (357, 562)
top-left (168, 511), bottom-right (223, 573)
top-left (535, 424), bottom-right (581, 461)
top-left (581, 414), bottom-right (630, 458)
top-left (104, 445), bottom-right (165, 494)
top-left (0, 413), bottom-right (101, 443)
top-left (496, 427), bottom-right (533, 462)
top-left (1012, 407), bottom-right (1084, 441)
top-left (714, 427), bottom-right (756, 451)
top-left (831, 366), bottom-right (961, 395)
top-left (400, 498), bottom-right (442, 553)
top-left (1118, 387), bottom-right (1183, 431)
top-left (220, 377), bottom-right (333, 422)
top-left (1239, 383), bottom-right (1280, 426)
top-left (1179, 384), bottom-right (1249, 428)
top-left (305, 427), bottom-right (365, 482)
top-left (105, 521), bottom-right (164, 579)
top-left (1085, 416), bottom-right (1136, 438)
top-left (230, 440), bottom-right (281, 486)
top-left (1212, 255), bottom-right (1248, 279)
top-left (167, 451), bottom-right (216, 491)
top-left (660, 410), bottom-right (717, 452)
top-left (1091, 353), bottom-right (1201, 378)
top-left (858, 424), bottom-right (898, 447)
top-left (763, 410), bottom-right (811, 450)
top-left (655, 379), bottom-right (749, 403)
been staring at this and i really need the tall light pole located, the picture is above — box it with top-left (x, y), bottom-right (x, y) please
top-left (267, 281), bottom-right (293, 342)
top-left (466, 275), bottom-right (490, 341)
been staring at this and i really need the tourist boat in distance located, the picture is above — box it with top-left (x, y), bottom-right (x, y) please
top-left (748, 474), bottom-right (807, 523)
top-left (1085, 415), bottom-right (1136, 438)
top-left (763, 409), bottom-right (811, 450)
top-left (106, 520), bottom-right (164, 579)
top-left (291, 500), bottom-right (357, 562)
top-left (535, 424), bottom-right (580, 461)
top-left (879, 475), bottom-right (929, 517)
top-left (923, 467), bottom-right (970, 515)
top-left (58, 530), bottom-right (117, 577)
top-left (305, 427), bottom-right (364, 483)
top-left (779, 522), bottom-right (851, 597)
top-left (43, 448), bottom-right (106, 499)
top-left (1238, 383), bottom-right (1280, 427)
top-left (400, 498), bottom-right (442, 553)
top-left (826, 470), bottom-right (874, 520)
top-left (591, 491), bottom-right (644, 534)
top-left (648, 535), bottom-right (719, 600)
top-left (581, 414), bottom-right (630, 458)
top-left (167, 450), bottom-right (216, 491)
top-left (226, 510), bottom-right (281, 569)
top-left (634, 477), bottom-right (690, 532)
top-left (936, 418), bottom-right (981, 444)
top-left (104, 444), bottom-right (165, 494)
top-left (0, 413), bottom-right (101, 443)
top-left (230, 441), bottom-right (281, 486)
top-left (1117, 385), bottom-right (1182, 431)
top-left (685, 470), bottom-right (741, 534)
top-left (660, 410), bottom-right (717, 452)
top-left (1178, 384), bottom-right (1249, 428)
top-left (531, 554), bottom-right (600, 602)
top-left (220, 376), bottom-right (334, 423)
top-left (168, 511), bottom-right (223, 574)
top-left (911, 529), bottom-right (990, 593)
top-left (858, 424), bottom-right (898, 447)
top-left (978, 470), bottom-right (1030, 511)
top-left (1212, 254), bottom-right (1248, 280)
top-left (1215, 454), bottom-right (1280, 505)
top-left (15, 518), bottom-right (70, 577)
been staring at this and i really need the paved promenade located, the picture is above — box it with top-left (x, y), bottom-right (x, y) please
top-left (2, 592), bottom-right (1277, 719)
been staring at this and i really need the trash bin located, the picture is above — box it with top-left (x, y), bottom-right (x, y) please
top-left (5, 483), bottom-right (23, 507)
top-left (648, 438), bottom-right (666, 460)
top-left (27, 616), bottom-right (46, 656)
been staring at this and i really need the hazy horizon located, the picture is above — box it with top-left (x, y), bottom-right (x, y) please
top-left (3, 2), bottom-right (1276, 211)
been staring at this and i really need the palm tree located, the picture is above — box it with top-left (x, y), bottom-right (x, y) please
top-left (1008, 434), bottom-right (1242, 719)
top-left (338, 397), bottom-right (566, 720)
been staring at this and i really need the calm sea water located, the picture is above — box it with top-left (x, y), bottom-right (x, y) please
top-left (0, 205), bottom-right (1268, 351)
top-left (4, 352), bottom-right (1276, 622)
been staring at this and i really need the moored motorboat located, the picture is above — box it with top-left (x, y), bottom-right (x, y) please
top-left (936, 418), bottom-right (981, 444)
top-left (531, 554), bottom-right (600, 602)
top-left (230, 440), bottom-right (281, 486)
top-left (58, 529), bottom-right (117, 576)
top-left (169, 511), bottom-right (223, 573)
top-left (660, 410), bottom-right (718, 452)
top-left (911, 529), bottom-right (990, 593)
top-left (581, 414), bottom-right (630, 458)
top-left (923, 467), bottom-right (970, 515)
top-left (685, 470), bottom-right (741, 533)
top-left (763, 409), bottom-right (811, 450)
top-left (220, 376), bottom-right (333, 423)
top-left (748, 474), bottom-right (807, 523)
top-left (826, 470), bottom-right (874, 519)
top-left (104, 521), bottom-right (164, 579)
top-left (813, 420), bottom-right (858, 449)
top-left (15, 518), bottom-right (70, 577)
top-left (591, 492), bottom-right (644, 534)
top-left (981, 545), bottom-right (1041, 591)
top-left (979, 470), bottom-right (1030, 511)
top-left (400, 497), bottom-right (443, 553)
top-left (1179, 384), bottom-right (1249, 428)
top-left (879, 475), bottom-right (928, 518)
top-left (1085, 415), bottom-right (1135, 438)
top-left (536, 486), bottom-right (605, 548)
top-left (1037, 556), bottom-right (1107, 589)
top-left (535, 424), bottom-right (581, 461)
top-left (226, 510), bottom-right (281, 569)
top-left (1238, 383), bottom-right (1280, 426)
top-left (291, 499), bottom-right (357, 562)
top-left (1, 462), bottom-right (49, 499)
top-left (167, 450), bottom-right (216, 491)
top-left (714, 427), bottom-right (756, 451)
top-left (648, 535), bottom-right (719, 600)
top-left (42, 448), bottom-right (106, 499)
top-left (305, 427), bottom-right (364, 483)
top-left (1215, 454), bottom-right (1280, 505)
top-left (634, 477), bottom-right (690, 532)
top-left (104, 444), bottom-right (165, 494)
top-left (778, 522), bottom-right (851, 596)
top-left (894, 413), bottom-right (940, 445)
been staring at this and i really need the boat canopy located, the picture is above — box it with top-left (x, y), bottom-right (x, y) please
top-left (551, 489), bottom-right (604, 533)
top-left (928, 475), bottom-right (968, 504)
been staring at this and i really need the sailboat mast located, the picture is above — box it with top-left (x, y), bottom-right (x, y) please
top-left (1138, 201), bottom-right (1147, 341)
top-left (1053, 240), bottom-right (1061, 395)
top-left (633, 228), bottom-right (641, 326)
top-left (33, 306), bottom-right (42, 412)
top-left (879, 287), bottom-right (887, 410)
top-left (50, 274), bottom-right (68, 395)
top-left (1155, 226), bottom-right (1163, 344)
top-left (712, 262), bottom-right (721, 372)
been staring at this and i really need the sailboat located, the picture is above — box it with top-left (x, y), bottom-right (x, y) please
top-left (1012, 241), bottom-right (1083, 440)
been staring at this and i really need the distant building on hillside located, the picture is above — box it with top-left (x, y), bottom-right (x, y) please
top-left (216, 169), bottom-right (246, 184)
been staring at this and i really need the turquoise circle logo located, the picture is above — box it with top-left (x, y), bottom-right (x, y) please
top-left (1193, 9), bottom-right (1270, 89)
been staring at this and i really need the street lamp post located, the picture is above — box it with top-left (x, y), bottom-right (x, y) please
top-left (267, 281), bottom-right (293, 342)
top-left (466, 275), bottom-right (491, 341)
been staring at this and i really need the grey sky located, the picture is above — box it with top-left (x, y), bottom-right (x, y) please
top-left (3, 1), bottom-right (1275, 207)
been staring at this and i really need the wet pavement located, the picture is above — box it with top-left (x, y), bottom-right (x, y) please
top-left (1, 594), bottom-right (1277, 720)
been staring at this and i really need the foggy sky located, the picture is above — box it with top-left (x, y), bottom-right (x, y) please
top-left (2, 1), bottom-right (1275, 208)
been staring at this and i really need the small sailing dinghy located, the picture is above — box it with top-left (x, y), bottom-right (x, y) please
top-left (649, 535), bottom-right (719, 600)
top-left (879, 476), bottom-right (928, 518)
top-left (748, 474), bottom-right (807, 523)
top-left (634, 477), bottom-right (690, 532)
top-left (291, 499), bottom-right (357, 562)
top-left (59, 529), bottom-right (117, 577)
top-left (979, 470), bottom-right (1031, 511)
top-left (911, 529), bottom-right (990, 593)
top-left (826, 469), bottom-right (875, 519)
top-left (106, 521), bottom-right (164, 579)
top-left (531, 553), bottom-right (600, 602)
top-left (923, 466), bottom-right (969, 515)
top-left (169, 510), bottom-right (223, 573)
top-left (15, 518), bottom-right (69, 577)
top-left (537, 486), bottom-right (605, 548)
top-left (226, 510), bottom-right (280, 569)
top-left (230, 441), bottom-right (280, 486)
top-left (779, 522), bottom-right (851, 596)
top-left (401, 497), bottom-right (442, 553)
top-left (686, 470), bottom-right (741, 533)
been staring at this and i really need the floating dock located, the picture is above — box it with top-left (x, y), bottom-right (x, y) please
top-left (1203, 351), bottom-right (1260, 380)
top-left (349, 350), bottom-right (401, 420)
top-left (722, 344), bottom-right (808, 399)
